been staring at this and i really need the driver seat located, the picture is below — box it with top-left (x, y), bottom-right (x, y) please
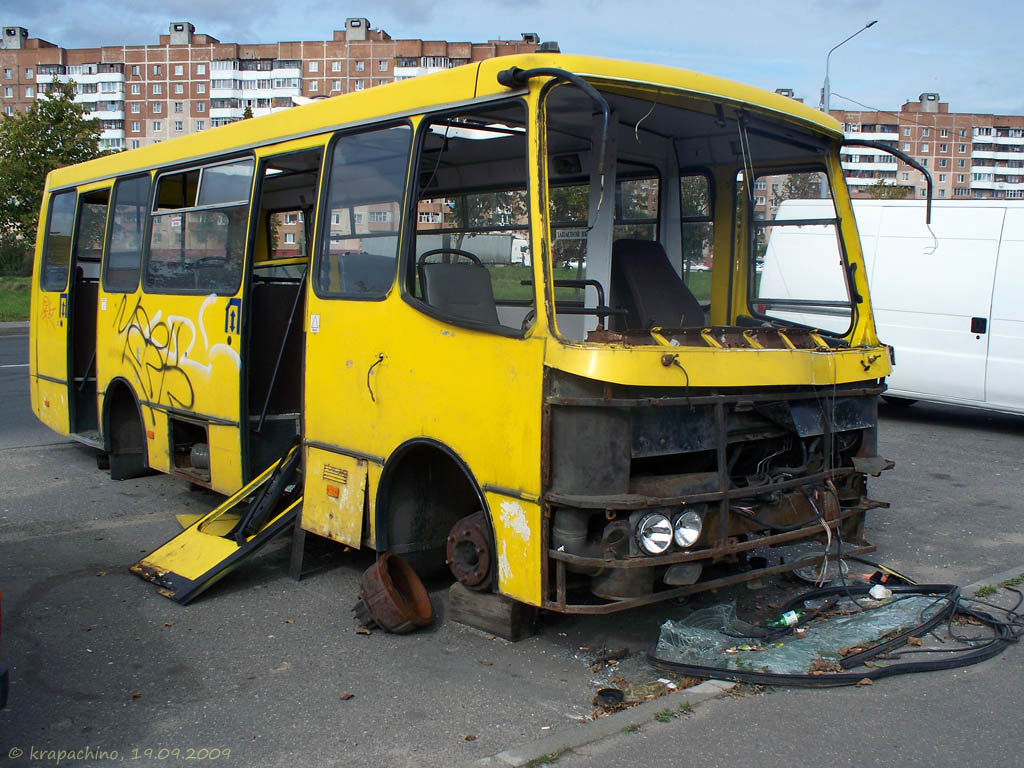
top-left (610, 239), bottom-right (705, 329)
top-left (421, 263), bottom-right (500, 325)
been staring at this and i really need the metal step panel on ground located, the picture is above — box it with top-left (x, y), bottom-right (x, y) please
top-left (130, 443), bottom-right (302, 604)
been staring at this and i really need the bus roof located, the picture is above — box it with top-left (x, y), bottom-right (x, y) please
top-left (45, 53), bottom-right (842, 192)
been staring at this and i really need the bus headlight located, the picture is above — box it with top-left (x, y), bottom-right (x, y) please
top-left (673, 510), bottom-right (703, 548)
top-left (635, 512), bottom-right (672, 555)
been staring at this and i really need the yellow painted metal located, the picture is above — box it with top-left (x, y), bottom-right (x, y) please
top-left (175, 513), bottom-right (203, 529)
top-left (175, 513), bottom-right (240, 536)
top-left (33, 377), bottom-right (70, 434)
top-left (486, 492), bottom-right (543, 605)
top-left (301, 447), bottom-right (367, 547)
top-left (207, 423), bottom-right (243, 494)
top-left (545, 342), bottom-right (889, 387)
top-left (30, 191), bottom-right (71, 429)
top-left (99, 289), bottom-right (247, 493)
top-left (132, 445), bottom-right (298, 585)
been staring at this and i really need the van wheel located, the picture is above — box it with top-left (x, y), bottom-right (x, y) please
top-left (882, 396), bottom-right (917, 408)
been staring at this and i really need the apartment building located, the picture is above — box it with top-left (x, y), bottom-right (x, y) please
top-left (831, 93), bottom-right (1024, 201)
top-left (0, 20), bottom-right (542, 151)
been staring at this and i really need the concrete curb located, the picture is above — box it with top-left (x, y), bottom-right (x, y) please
top-left (0, 321), bottom-right (29, 337)
top-left (473, 679), bottom-right (735, 767)
top-left (473, 561), bottom-right (1024, 768)
top-left (964, 564), bottom-right (1024, 595)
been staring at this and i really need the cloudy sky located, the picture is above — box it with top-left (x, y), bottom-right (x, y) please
top-left (6, 0), bottom-right (1021, 115)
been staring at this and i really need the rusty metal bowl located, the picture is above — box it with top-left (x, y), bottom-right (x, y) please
top-left (353, 552), bottom-right (434, 633)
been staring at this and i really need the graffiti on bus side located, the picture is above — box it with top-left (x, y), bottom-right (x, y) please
top-left (112, 294), bottom-right (241, 412)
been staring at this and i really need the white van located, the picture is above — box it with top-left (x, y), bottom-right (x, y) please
top-left (759, 199), bottom-right (1024, 416)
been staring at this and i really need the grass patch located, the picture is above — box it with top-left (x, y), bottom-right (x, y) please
top-left (621, 723), bottom-right (642, 734)
top-left (974, 585), bottom-right (997, 598)
top-left (524, 747), bottom-right (572, 767)
top-left (1000, 573), bottom-right (1024, 589)
top-left (0, 276), bottom-right (31, 322)
top-left (653, 701), bottom-right (694, 723)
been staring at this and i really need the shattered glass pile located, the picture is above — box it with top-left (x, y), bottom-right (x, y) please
top-left (654, 594), bottom-right (950, 675)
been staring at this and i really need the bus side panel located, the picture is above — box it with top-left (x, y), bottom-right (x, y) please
top-left (31, 192), bottom-right (72, 435)
top-left (101, 291), bottom-right (246, 492)
top-left (207, 423), bottom-right (243, 494)
top-left (34, 377), bottom-right (71, 435)
top-left (484, 491), bottom-right (543, 606)
top-left (303, 298), bottom-right (546, 605)
top-left (143, 404), bottom-right (172, 473)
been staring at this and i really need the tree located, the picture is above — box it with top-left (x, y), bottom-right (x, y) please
top-left (0, 80), bottom-right (103, 261)
top-left (548, 184), bottom-right (588, 270)
top-left (242, 105), bottom-right (254, 120)
top-left (867, 178), bottom-right (910, 199)
top-left (681, 176), bottom-right (712, 271)
top-left (772, 172), bottom-right (825, 206)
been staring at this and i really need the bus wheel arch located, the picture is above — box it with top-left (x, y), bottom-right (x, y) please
top-left (103, 379), bottom-right (152, 480)
top-left (375, 439), bottom-right (495, 589)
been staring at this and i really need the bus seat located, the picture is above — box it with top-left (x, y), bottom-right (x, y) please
top-left (338, 252), bottom-right (396, 295)
top-left (421, 263), bottom-right (500, 325)
top-left (610, 239), bottom-right (704, 329)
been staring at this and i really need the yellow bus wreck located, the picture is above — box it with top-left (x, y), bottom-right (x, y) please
top-left (29, 53), bottom-right (892, 613)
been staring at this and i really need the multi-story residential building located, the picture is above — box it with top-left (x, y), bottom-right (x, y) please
top-left (0, 19), bottom-right (542, 151)
top-left (831, 93), bottom-right (1024, 201)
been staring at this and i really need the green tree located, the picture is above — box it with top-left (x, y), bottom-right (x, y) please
top-left (0, 80), bottom-right (102, 272)
top-left (681, 176), bottom-right (712, 271)
top-left (867, 178), bottom-right (910, 199)
top-left (772, 172), bottom-right (825, 205)
top-left (242, 105), bottom-right (254, 120)
top-left (548, 184), bottom-right (588, 269)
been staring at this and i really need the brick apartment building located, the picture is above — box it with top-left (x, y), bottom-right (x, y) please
top-left (0, 19), bottom-right (541, 151)
top-left (832, 93), bottom-right (1024, 202)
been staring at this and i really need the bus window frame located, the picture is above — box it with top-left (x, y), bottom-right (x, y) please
top-left (548, 164), bottom-right (663, 239)
top-left (743, 162), bottom-right (855, 336)
top-left (399, 98), bottom-right (534, 339)
top-left (141, 152), bottom-right (256, 297)
top-left (676, 167), bottom-right (716, 297)
top-left (38, 188), bottom-right (79, 293)
top-left (101, 172), bottom-right (153, 294)
top-left (310, 119), bottom-right (414, 303)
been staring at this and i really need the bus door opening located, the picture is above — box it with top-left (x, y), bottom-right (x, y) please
top-left (245, 148), bottom-right (323, 478)
top-left (69, 188), bottom-right (110, 441)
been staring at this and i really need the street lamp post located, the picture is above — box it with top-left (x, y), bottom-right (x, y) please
top-left (821, 20), bottom-right (878, 113)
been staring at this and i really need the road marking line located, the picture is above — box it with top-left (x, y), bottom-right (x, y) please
top-left (0, 363), bottom-right (29, 368)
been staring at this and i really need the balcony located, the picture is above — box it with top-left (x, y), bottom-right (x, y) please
top-left (969, 178), bottom-right (1024, 191)
top-left (972, 149), bottom-right (1024, 161)
top-left (970, 165), bottom-right (1024, 177)
top-left (986, 134), bottom-right (1024, 146)
top-left (845, 131), bottom-right (898, 141)
top-left (841, 161), bottom-right (897, 172)
top-left (210, 106), bottom-right (244, 119)
top-left (394, 65), bottom-right (445, 80)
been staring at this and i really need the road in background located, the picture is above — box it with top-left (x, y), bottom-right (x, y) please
top-left (1, 336), bottom-right (1022, 767)
top-left (0, 335), bottom-right (56, 450)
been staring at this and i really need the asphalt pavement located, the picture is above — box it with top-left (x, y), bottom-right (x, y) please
top-left (1, 332), bottom-right (1022, 768)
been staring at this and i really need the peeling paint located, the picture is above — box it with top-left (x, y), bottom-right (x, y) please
top-left (498, 540), bottom-right (512, 582)
top-left (499, 499), bottom-right (530, 542)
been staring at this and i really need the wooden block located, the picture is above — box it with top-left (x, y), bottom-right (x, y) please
top-left (448, 583), bottom-right (537, 642)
